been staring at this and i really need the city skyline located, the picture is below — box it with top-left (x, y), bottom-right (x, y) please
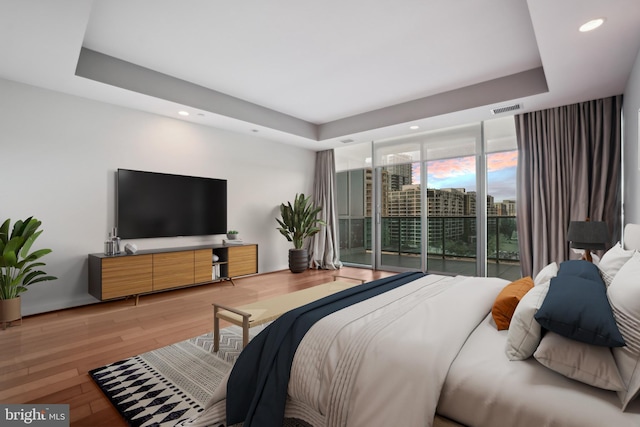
top-left (411, 151), bottom-right (518, 202)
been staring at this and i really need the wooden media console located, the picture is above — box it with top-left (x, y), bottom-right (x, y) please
top-left (88, 243), bottom-right (258, 303)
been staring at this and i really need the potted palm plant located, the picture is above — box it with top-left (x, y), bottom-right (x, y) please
top-left (276, 193), bottom-right (325, 273)
top-left (0, 217), bottom-right (56, 328)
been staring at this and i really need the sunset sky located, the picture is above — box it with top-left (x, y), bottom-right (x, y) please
top-left (412, 151), bottom-right (518, 201)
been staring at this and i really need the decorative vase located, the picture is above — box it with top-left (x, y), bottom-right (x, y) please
top-left (0, 297), bottom-right (21, 329)
top-left (289, 248), bottom-right (309, 273)
top-left (227, 233), bottom-right (238, 240)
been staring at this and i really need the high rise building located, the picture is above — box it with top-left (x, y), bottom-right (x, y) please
top-left (503, 199), bottom-right (517, 216)
top-left (351, 166), bottom-right (517, 257)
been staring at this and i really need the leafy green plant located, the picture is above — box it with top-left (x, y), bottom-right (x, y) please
top-left (227, 230), bottom-right (239, 234)
top-left (276, 193), bottom-right (326, 249)
top-left (0, 217), bottom-right (56, 300)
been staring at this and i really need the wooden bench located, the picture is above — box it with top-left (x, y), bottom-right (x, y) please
top-left (212, 276), bottom-right (365, 351)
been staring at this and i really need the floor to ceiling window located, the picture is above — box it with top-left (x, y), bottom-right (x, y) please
top-left (335, 116), bottom-right (519, 281)
top-left (335, 143), bottom-right (373, 267)
top-left (485, 117), bottom-right (520, 279)
top-left (425, 155), bottom-right (477, 275)
top-left (373, 141), bottom-right (422, 271)
top-left (379, 160), bottom-right (422, 269)
top-left (371, 123), bottom-right (482, 274)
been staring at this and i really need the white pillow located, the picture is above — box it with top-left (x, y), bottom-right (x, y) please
top-left (572, 248), bottom-right (600, 265)
top-left (534, 331), bottom-right (625, 391)
top-left (623, 223), bottom-right (640, 251)
top-left (505, 281), bottom-right (550, 361)
top-left (533, 262), bottom-right (558, 286)
top-left (598, 242), bottom-right (634, 286)
top-left (608, 251), bottom-right (640, 409)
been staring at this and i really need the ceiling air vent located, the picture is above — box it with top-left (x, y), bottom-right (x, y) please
top-left (340, 138), bottom-right (355, 144)
top-left (490, 103), bottom-right (522, 115)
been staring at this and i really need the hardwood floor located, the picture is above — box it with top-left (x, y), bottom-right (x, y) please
top-left (0, 267), bottom-right (395, 427)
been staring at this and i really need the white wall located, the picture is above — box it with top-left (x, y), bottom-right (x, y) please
top-left (624, 47), bottom-right (640, 224)
top-left (0, 78), bottom-right (317, 315)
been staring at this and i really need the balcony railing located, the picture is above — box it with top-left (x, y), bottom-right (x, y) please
top-left (340, 215), bottom-right (519, 263)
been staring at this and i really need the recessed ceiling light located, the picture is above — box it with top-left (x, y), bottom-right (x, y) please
top-left (579, 18), bottom-right (605, 32)
top-left (178, 111), bottom-right (189, 116)
top-left (410, 125), bottom-right (420, 130)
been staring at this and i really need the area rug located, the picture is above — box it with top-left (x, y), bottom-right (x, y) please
top-left (89, 325), bottom-right (264, 427)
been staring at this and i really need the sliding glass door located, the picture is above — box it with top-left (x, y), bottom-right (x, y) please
top-left (378, 161), bottom-right (422, 270)
top-left (485, 117), bottom-right (520, 279)
top-left (335, 116), bottom-right (520, 280)
top-left (373, 123), bottom-right (481, 274)
top-left (337, 168), bottom-right (372, 267)
top-left (424, 155), bottom-right (478, 275)
top-left (335, 143), bottom-right (373, 267)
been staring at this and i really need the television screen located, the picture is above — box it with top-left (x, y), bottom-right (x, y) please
top-left (117, 169), bottom-right (227, 239)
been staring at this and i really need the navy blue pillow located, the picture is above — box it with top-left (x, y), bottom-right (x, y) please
top-left (534, 274), bottom-right (625, 347)
top-left (556, 259), bottom-right (603, 283)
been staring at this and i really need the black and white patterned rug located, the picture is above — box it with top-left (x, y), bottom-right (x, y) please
top-left (89, 325), bottom-right (261, 427)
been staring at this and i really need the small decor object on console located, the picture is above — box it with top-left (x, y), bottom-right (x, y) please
top-left (104, 232), bottom-right (115, 255)
top-left (223, 238), bottom-right (244, 245)
top-left (224, 230), bottom-right (244, 245)
top-left (111, 227), bottom-right (121, 255)
top-left (104, 227), bottom-right (122, 255)
top-left (124, 243), bottom-right (138, 254)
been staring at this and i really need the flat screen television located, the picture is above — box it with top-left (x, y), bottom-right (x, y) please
top-left (117, 169), bottom-right (227, 239)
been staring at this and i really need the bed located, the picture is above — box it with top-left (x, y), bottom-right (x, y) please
top-left (182, 224), bottom-right (640, 427)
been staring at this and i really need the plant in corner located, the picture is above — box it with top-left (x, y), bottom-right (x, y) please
top-left (0, 217), bottom-right (56, 328)
top-left (276, 193), bottom-right (325, 273)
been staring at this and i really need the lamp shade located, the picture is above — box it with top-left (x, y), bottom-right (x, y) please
top-left (567, 221), bottom-right (609, 250)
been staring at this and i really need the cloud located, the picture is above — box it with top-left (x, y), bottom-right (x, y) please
top-left (427, 156), bottom-right (475, 179)
top-left (425, 153), bottom-right (517, 178)
top-left (488, 165), bottom-right (517, 200)
top-left (412, 151), bottom-right (518, 199)
top-left (487, 151), bottom-right (518, 172)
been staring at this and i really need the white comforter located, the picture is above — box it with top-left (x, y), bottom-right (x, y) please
top-left (438, 313), bottom-right (640, 427)
top-left (183, 274), bottom-right (507, 427)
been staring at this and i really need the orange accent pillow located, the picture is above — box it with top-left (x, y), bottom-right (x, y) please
top-left (492, 277), bottom-right (534, 330)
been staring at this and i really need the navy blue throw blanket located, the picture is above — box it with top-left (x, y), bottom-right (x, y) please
top-left (226, 271), bottom-right (425, 426)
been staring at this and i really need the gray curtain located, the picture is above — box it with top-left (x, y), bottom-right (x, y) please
top-left (308, 149), bottom-right (343, 270)
top-left (515, 95), bottom-right (622, 277)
